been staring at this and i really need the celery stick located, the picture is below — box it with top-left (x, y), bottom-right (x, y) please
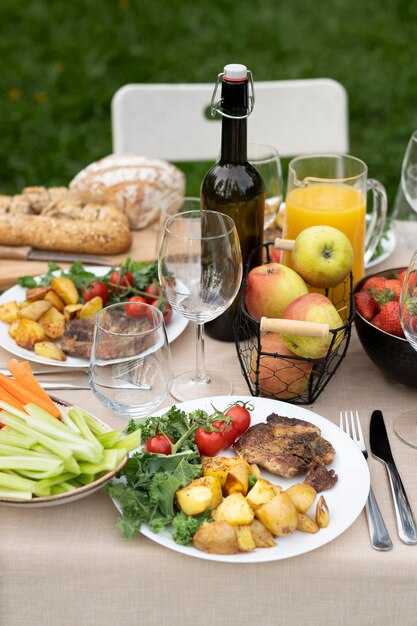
top-left (33, 473), bottom-right (78, 497)
top-left (77, 473), bottom-right (95, 485)
top-left (0, 432), bottom-right (36, 449)
top-left (97, 430), bottom-right (123, 448)
top-left (68, 408), bottom-right (104, 453)
top-left (0, 471), bottom-right (36, 492)
top-left (0, 456), bottom-right (64, 474)
top-left (78, 449), bottom-right (119, 474)
top-left (1, 413), bottom-right (75, 461)
top-left (50, 484), bottom-right (70, 495)
top-left (0, 443), bottom-right (54, 457)
top-left (0, 400), bottom-right (28, 419)
top-left (0, 488), bottom-right (32, 500)
top-left (113, 429), bottom-right (141, 452)
top-left (82, 412), bottom-right (108, 437)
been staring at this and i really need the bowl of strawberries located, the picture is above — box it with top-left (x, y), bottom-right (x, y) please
top-left (354, 267), bottom-right (417, 387)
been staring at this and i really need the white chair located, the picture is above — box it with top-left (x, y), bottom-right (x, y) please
top-left (111, 78), bottom-right (349, 160)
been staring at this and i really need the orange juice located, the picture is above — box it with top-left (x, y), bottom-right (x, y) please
top-left (283, 183), bottom-right (366, 284)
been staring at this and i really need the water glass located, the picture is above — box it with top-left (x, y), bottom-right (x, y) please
top-left (392, 130), bottom-right (417, 250)
top-left (247, 142), bottom-right (284, 230)
top-left (89, 302), bottom-right (173, 418)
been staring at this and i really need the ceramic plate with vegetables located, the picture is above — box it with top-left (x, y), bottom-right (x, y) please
top-left (108, 396), bottom-right (370, 563)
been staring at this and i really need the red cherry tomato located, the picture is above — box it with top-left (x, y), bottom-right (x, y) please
top-left (212, 420), bottom-right (238, 447)
top-left (145, 283), bottom-right (161, 304)
top-left (151, 298), bottom-right (172, 324)
top-left (125, 295), bottom-right (148, 318)
top-left (194, 428), bottom-right (225, 456)
top-left (144, 434), bottom-right (174, 455)
top-left (82, 281), bottom-right (109, 306)
top-left (109, 269), bottom-right (134, 291)
top-left (225, 404), bottom-right (251, 435)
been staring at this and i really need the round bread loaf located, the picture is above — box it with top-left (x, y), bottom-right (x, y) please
top-left (69, 153), bottom-right (185, 230)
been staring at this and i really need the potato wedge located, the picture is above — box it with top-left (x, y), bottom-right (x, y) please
top-left (50, 277), bottom-right (79, 305)
top-left (286, 483), bottom-right (317, 513)
top-left (18, 300), bottom-right (51, 321)
top-left (212, 493), bottom-right (254, 526)
top-left (193, 521), bottom-right (239, 555)
top-left (246, 478), bottom-right (276, 509)
top-left (25, 286), bottom-right (51, 302)
top-left (11, 318), bottom-right (45, 350)
top-left (77, 296), bottom-right (103, 319)
top-left (297, 513), bottom-right (320, 534)
top-left (41, 320), bottom-right (66, 340)
top-left (223, 461), bottom-right (250, 497)
top-left (202, 456), bottom-right (250, 488)
top-left (249, 463), bottom-right (262, 479)
top-left (176, 476), bottom-right (222, 515)
top-left (0, 300), bottom-right (19, 323)
top-left (248, 519), bottom-right (277, 548)
top-left (38, 306), bottom-right (66, 323)
top-left (316, 495), bottom-right (330, 528)
top-left (255, 492), bottom-right (298, 537)
top-left (63, 304), bottom-right (83, 321)
top-left (8, 319), bottom-right (19, 339)
top-left (236, 525), bottom-right (256, 552)
top-left (43, 290), bottom-right (65, 312)
top-left (34, 341), bottom-right (66, 361)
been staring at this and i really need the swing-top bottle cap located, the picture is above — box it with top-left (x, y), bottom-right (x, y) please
top-left (223, 63), bottom-right (248, 81)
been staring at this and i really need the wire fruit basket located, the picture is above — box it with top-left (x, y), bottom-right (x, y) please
top-left (233, 242), bottom-right (354, 405)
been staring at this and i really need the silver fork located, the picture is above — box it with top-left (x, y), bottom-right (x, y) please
top-left (340, 410), bottom-right (393, 551)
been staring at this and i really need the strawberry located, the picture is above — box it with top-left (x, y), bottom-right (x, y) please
top-left (378, 301), bottom-right (404, 337)
top-left (362, 276), bottom-right (386, 292)
top-left (371, 313), bottom-right (383, 329)
top-left (354, 291), bottom-right (379, 321)
top-left (398, 269), bottom-right (407, 284)
top-left (381, 279), bottom-right (402, 301)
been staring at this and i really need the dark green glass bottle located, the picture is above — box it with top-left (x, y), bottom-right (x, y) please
top-left (201, 63), bottom-right (265, 341)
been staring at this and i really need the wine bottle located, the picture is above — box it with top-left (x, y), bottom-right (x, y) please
top-left (201, 63), bottom-right (265, 341)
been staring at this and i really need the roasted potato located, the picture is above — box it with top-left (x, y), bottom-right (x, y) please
top-left (50, 276), bottom-right (79, 305)
top-left (223, 461), bottom-right (250, 496)
top-left (11, 318), bottom-right (45, 350)
top-left (202, 456), bottom-right (250, 488)
top-left (249, 463), bottom-right (262, 479)
top-left (246, 478), bottom-right (276, 509)
top-left (38, 306), bottom-right (66, 339)
top-left (212, 493), bottom-right (254, 526)
top-left (0, 300), bottom-right (19, 323)
top-left (43, 290), bottom-right (65, 312)
top-left (193, 521), bottom-right (239, 554)
top-left (18, 300), bottom-right (51, 321)
top-left (77, 296), bottom-right (103, 319)
top-left (38, 306), bottom-right (65, 323)
top-left (297, 513), bottom-right (320, 534)
top-left (286, 483), bottom-right (317, 513)
top-left (176, 476), bottom-right (222, 515)
top-left (255, 492), bottom-right (298, 537)
top-left (316, 495), bottom-right (330, 528)
top-left (34, 341), bottom-right (66, 361)
top-left (63, 304), bottom-right (83, 321)
top-left (236, 525), bottom-right (256, 552)
top-left (25, 286), bottom-right (51, 302)
top-left (248, 519), bottom-right (277, 548)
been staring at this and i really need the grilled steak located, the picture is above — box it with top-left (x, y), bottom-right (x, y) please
top-left (233, 413), bottom-right (336, 479)
top-left (61, 318), bottom-right (95, 359)
top-left (304, 461), bottom-right (338, 491)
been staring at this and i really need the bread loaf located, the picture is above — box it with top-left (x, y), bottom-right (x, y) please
top-left (69, 153), bottom-right (185, 230)
top-left (0, 186), bottom-right (132, 254)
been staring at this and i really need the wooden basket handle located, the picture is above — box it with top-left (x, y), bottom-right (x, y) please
top-left (274, 237), bottom-right (295, 251)
top-left (260, 317), bottom-right (330, 337)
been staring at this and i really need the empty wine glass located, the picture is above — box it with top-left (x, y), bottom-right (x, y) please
top-left (394, 249), bottom-right (417, 446)
top-left (89, 302), bottom-right (173, 418)
top-left (155, 197), bottom-right (201, 257)
top-left (158, 209), bottom-right (242, 401)
top-left (393, 130), bottom-right (417, 250)
top-left (248, 142), bottom-right (283, 230)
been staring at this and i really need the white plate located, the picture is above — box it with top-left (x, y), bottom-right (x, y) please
top-left (111, 396), bottom-right (370, 563)
top-left (0, 396), bottom-right (127, 508)
top-left (0, 266), bottom-right (188, 368)
top-left (365, 228), bottom-right (397, 269)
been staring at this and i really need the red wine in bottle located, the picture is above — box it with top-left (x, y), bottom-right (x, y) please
top-left (201, 63), bottom-right (265, 342)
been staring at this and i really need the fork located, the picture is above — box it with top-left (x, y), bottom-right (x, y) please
top-left (340, 411), bottom-right (393, 551)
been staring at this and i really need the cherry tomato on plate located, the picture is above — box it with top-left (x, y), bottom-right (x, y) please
top-left (144, 434), bottom-right (175, 455)
top-left (212, 419), bottom-right (238, 447)
top-left (109, 269), bottom-right (135, 291)
top-left (150, 298), bottom-right (172, 324)
top-left (145, 282), bottom-right (161, 304)
top-left (194, 427), bottom-right (225, 457)
top-left (82, 281), bottom-right (109, 306)
top-left (125, 295), bottom-right (149, 318)
top-left (225, 403), bottom-right (252, 435)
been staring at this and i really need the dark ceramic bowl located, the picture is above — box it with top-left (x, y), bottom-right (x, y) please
top-left (354, 267), bottom-right (417, 387)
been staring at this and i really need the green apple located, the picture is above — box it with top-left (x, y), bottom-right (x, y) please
top-left (245, 263), bottom-right (308, 321)
top-left (281, 292), bottom-right (345, 358)
top-left (250, 332), bottom-right (312, 400)
top-left (292, 225), bottom-right (353, 288)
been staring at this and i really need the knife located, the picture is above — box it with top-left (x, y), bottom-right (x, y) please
top-left (370, 409), bottom-right (417, 544)
top-left (0, 245), bottom-right (114, 266)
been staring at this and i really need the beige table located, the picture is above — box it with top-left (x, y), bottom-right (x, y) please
top-left (1, 226), bottom-right (417, 626)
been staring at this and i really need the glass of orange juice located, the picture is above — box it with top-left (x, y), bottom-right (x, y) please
top-left (282, 154), bottom-right (387, 284)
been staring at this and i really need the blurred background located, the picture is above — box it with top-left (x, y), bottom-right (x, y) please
top-left (1, 0), bottom-right (417, 212)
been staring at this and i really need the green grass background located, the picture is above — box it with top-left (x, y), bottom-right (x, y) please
top-left (1, 0), bottom-right (417, 210)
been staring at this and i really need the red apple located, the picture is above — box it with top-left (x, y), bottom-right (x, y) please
top-left (281, 292), bottom-right (344, 358)
top-left (245, 263), bottom-right (308, 321)
top-left (250, 332), bottom-right (312, 400)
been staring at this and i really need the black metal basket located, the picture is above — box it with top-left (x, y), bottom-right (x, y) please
top-left (233, 242), bottom-right (354, 405)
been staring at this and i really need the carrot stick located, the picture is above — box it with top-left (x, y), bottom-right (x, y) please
top-left (0, 385), bottom-right (26, 413)
top-left (0, 373), bottom-right (60, 418)
top-left (7, 359), bottom-right (59, 414)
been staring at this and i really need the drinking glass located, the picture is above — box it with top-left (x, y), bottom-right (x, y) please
top-left (155, 197), bottom-right (200, 257)
top-left (89, 302), bottom-right (173, 418)
top-left (392, 130), bottom-right (417, 250)
top-left (394, 249), bottom-right (417, 447)
top-left (248, 143), bottom-right (284, 230)
top-left (158, 209), bottom-right (242, 401)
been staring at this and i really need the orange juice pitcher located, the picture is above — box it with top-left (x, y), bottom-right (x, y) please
top-left (282, 154), bottom-right (387, 285)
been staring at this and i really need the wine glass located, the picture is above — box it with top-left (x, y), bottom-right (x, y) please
top-left (393, 130), bottom-right (417, 250)
top-left (155, 197), bottom-right (201, 257)
top-left (247, 142), bottom-right (283, 230)
top-left (394, 249), bottom-right (417, 446)
top-left (158, 209), bottom-right (242, 401)
top-left (89, 302), bottom-right (173, 418)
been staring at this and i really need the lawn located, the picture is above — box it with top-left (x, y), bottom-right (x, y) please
top-left (1, 0), bottom-right (416, 209)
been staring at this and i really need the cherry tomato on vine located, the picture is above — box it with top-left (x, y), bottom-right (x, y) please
top-left (150, 298), bottom-right (172, 324)
top-left (145, 283), bottom-right (161, 304)
top-left (125, 295), bottom-right (148, 318)
top-left (82, 281), bottom-right (109, 306)
top-left (144, 434), bottom-right (175, 455)
top-left (212, 420), bottom-right (238, 447)
top-left (225, 404), bottom-right (251, 435)
top-left (194, 428), bottom-right (225, 456)
top-left (109, 269), bottom-right (134, 291)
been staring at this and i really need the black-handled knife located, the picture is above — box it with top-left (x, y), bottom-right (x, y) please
top-left (370, 409), bottom-right (417, 545)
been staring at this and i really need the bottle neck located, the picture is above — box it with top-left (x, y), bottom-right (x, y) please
top-left (219, 79), bottom-right (249, 164)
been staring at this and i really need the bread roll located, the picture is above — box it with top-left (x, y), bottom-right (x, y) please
top-left (69, 153), bottom-right (185, 230)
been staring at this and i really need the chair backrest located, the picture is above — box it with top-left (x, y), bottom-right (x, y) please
top-left (111, 78), bottom-right (349, 161)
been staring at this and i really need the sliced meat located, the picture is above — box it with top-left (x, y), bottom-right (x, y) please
top-left (304, 461), bottom-right (338, 491)
top-left (233, 412), bottom-right (336, 479)
top-left (60, 318), bottom-right (95, 359)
